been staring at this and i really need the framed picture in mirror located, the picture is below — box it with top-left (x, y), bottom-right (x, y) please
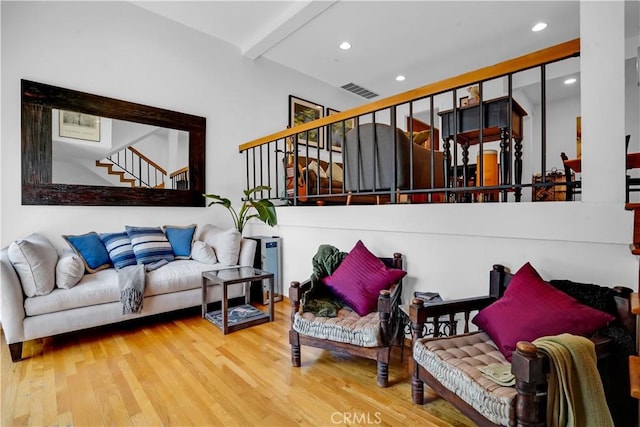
top-left (59, 110), bottom-right (101, 142)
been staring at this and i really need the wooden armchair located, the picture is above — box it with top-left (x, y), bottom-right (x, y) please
top-left (410, 264), bottom-right (636, 427)
top-left (289, 252), bottom-right (403, 387)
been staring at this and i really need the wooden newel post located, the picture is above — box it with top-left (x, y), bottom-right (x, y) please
top-left (511, 341), bottom-right (546, 427)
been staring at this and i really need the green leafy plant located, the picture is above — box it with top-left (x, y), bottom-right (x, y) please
top-left (203, 185), bottom-right (277, 233)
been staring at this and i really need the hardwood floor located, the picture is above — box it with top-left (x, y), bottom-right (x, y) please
top-left (1, 301), bottom-right (473, 426)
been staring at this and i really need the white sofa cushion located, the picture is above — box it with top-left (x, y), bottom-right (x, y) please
top-left (25, 260), bottom-right (241, 316)
top-left (191, 240), bottom-right (217, 264)
top-left (8, 233), bottom-right (58, 297)
top-left (55, 252), bottom-right (85, 289)
top-left (145, 260), bottom-right (231, 296)
top-left (198, 225), bottom-right (241, 266)
top-left (25, 268), bottom-right (119, 316)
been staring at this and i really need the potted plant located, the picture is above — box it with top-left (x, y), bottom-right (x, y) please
top-left (203, 185), bottom-right (277, 233)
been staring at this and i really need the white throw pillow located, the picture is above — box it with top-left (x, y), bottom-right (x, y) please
top-left (198, 225), bottom-right (241, 266)
top-left (55, 251), bottom-right (85, 289)
top-left (305, 160), bottom-right (328, 178)
top-left (191, 240), bottom-right (218, 264)
top-left (8, 233), bottom-right (58, 297)
top-left (330, 162), bottom-right (343, 182)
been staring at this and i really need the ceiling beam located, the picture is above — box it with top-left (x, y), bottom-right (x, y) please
top-left (241, 0), bottom-right (337, 59)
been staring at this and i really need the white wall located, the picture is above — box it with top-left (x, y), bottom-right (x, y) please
top-left (2, 1), bottom-right (639, 310)
top-left (0, 1), bottom-right (357, 248)
top-left (250, 202), bottom-right (634, 302)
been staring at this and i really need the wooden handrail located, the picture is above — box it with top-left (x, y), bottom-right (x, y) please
top-left (128, 146), bottom-right (167, 175)
top-left (169, 165), bottom-right (189, 178)
top-left (238, 38), bottom-right (580, 152)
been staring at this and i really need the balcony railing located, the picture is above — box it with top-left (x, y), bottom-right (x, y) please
top-left (238, 39), bottom-right (581, 206)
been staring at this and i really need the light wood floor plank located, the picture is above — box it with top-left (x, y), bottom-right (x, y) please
top-left (2, 302), bottom-right (474, 426)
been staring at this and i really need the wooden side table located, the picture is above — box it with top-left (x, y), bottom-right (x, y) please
top-left (202, 267), bottom-right (274, 334)
top-left (439, 96), bottom-right (528, 202)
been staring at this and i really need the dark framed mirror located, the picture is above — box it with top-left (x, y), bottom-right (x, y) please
top-left (21, 79), bottom-right (206, 206)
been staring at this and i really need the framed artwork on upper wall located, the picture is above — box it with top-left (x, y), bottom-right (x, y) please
top-left (289, 95), bottom-right (324, 149)
top-left (326, 108), bottom-right (355, 152)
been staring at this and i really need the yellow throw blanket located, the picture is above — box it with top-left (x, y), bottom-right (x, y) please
top-left (533, 333), bottom-right (614, 427)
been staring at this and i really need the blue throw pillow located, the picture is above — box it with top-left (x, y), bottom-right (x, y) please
top-left (163, 224), bottom-right (196, 259)
top-left (125, 225), bottom-right (175, 265)
top-left (63, 232), bottom-right (111, 273)
top-left (100, 231), bottom-right (137, 270)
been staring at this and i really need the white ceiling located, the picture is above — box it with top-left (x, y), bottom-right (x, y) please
top-left (133, 1), bottom-right (638, 100)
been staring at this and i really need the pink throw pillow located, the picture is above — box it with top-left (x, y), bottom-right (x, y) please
top-left (322, 240), bottom-right (406, 316)
top-left (472, 262), bottom-right (615, 361)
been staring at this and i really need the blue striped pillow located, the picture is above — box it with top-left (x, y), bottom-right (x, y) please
top-left (100, 232), bottom-right (137, 270)
top-left (125, 226), bottom-right (175, 265)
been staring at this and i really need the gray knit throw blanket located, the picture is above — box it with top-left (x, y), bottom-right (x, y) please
top-left (118, 264), bottom-right (145, 315)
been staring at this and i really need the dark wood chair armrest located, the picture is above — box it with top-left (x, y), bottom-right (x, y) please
top-left (385, 282), bottom-right (402, 310)
top-left (591, 335), bottom-right (614, 360)
top-left (289, 279), bottom-right (312, 304)
top-left (417, 296), bottom-right (495, 318)
top-left (289, 280), bottom-right (312, 324)
top-left (376, 282), bottom-right (403, 345)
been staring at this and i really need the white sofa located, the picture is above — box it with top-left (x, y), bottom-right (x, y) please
top-left (0, 225), bottom-right (257, 362)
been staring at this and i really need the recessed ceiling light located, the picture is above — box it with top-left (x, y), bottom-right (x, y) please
top-left (564, 77), bottom-right (577, 85)
top-left (339, 41), bottom-right (351, 50)
top-left (531, 22), bottom-right (547, 32)
top-left (396, 75), bottom-right (406, 82)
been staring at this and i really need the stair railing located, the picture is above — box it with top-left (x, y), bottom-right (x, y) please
top-left (169, 166), bottom-right (190, 190)
top-left (104, 146), bottom-right (167, 188)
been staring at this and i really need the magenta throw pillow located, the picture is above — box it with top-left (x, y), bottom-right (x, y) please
top-left (322, 240), bottom-right (406, 316)
top-left (472, 262), bottom-right (615, 361)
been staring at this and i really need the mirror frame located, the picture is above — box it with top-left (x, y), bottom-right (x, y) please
top-left (21, 79), bottom-right (206, 206)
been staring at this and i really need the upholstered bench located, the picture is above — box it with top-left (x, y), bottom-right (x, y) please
top-left (413, 331), bottom-right (516, 426)
top-left (293, 307), bottom-right (383, 347)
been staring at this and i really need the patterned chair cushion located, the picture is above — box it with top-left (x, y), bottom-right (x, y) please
top-left (413, 331), bottom-right (517, 426)
top-left (293, 307), bottom-right (382, 347)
